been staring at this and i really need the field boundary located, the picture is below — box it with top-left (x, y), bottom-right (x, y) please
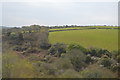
top-left (49, 27), bottom-right (119, 32)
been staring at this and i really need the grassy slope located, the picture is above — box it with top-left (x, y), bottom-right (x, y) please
top-left (49, 29), bottom-right (118, 51)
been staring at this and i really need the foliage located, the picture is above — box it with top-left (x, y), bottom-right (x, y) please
top-left (38, 63), bottom-right (57, 76)
top-left (3, 25), bottom-right (49, 53)
top-left (68, 49), bottom-right (86, 72)
top-left (9, 32), bottom-right (24, 45)
top-left (85, 54), bottom-right (93, 64)
top-left (40, 42), bottom-right (51, 49)
top-left (117, 55), bottom-right (120, 63)
top-left (112, 50), bottom-right (120, 63)
top-left (99, 55), bottom-right (112, 68)
top-left (48, 43), bottom-right (66, 57)
top-left (68, 44), bottom-right (87, 53)
top-left (86, 48), bottom-right (111, 57)
top-left (13, 46), bottom-right (27, 51)
top-left (53, 57), bottom-right (73, 70)
top-left (58, 69), bottom-right (82, 78)
top-left (81, 64), bottom-right (117, 78)
top-left (111, 63), bottom-right (120, 73)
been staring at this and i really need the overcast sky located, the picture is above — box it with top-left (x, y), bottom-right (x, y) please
top-left (0, 0), bottom-right (118, 27)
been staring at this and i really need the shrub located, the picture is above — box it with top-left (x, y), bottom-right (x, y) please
top-left (48, 43), bottom-right (66, 57)
top-left (68, 44), bottom-right (86, 53)
top-left (112, 50), bottom-right (120, 63)
top-left (26, 47), bottom-right (40, 54)
top-left (13, 46), bottom-right (27, 51)
top-left (53, 57), bottom-right (73, 70)
top-left (58, 69), bottom-right (82, 78)
top-left (43, 55), bottom-right (52, 62)
top-left (85, 54), bottom-right (93, 64)
top-left (68, 49), bottom-right (86, 72)
top-left (111, 63), bottom-right (120, 76)
top-left (81, 64), bottom-right (117, 78)
top-left (117, 55), bottom-right (120, 63)
top-left (9, 32), bottom-right (24, 45)
top-left (28, 54), bottom-right (41, 61)
top-left (40, 43), bottom-right (51, 49)
top-left (99, 55), bottom-right (112, 68)
top-left (86, 48), bottom-right (111, 57)
top-left (39, 63), bottom-right (57, 76)
top-left (48, 46), bottom-right (56, 55)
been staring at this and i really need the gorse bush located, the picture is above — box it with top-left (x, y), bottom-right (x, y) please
top-left (68, 49), bottom-right (86, 72)
top-left (117, 55), bottom-right (120, 63)
top-left (38, 63), bottom-right (57, 76)
top-left (85, 54), bottom-right (93, 64)
top-left (58, 69), bottom-right (82, 78)
top-left (9, 32), bottom-right (24, 45)
top-left (68, 44), bottom-right (87, 53)
top-left (99, 55), bottom-right (112, 68)
top-left (86, 48), bottom-right (111, 57)
top-left (53, 57), bottom-right (73, 70)
top-left (112, 50), bottom-right (120, 64)
top-left (81, 64), bottom-right (117, 78)
top-left (48, 43), bottom-right (66, 57)
top-left (40, 42), bottom-right (51, 49)
top-left (111, 63), bottom-right (120, 73)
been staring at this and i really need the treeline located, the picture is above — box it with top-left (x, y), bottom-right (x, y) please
top-left (2, 25), bottom-right (120, 78)
top-left (48, 25), bottom-right (88, 29)
top-left (48, 25), bottom-right (118, 29)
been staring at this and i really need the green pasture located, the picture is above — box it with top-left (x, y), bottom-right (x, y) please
top-left (49, 29), bottom-right (118, 51)
top-left (49, 26), bottom-right (118, 31)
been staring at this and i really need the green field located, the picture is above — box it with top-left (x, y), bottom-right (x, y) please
top-left (49, 29), bottom-right (118, 51)
top-left (49, 26), bottom-right (118, 31)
